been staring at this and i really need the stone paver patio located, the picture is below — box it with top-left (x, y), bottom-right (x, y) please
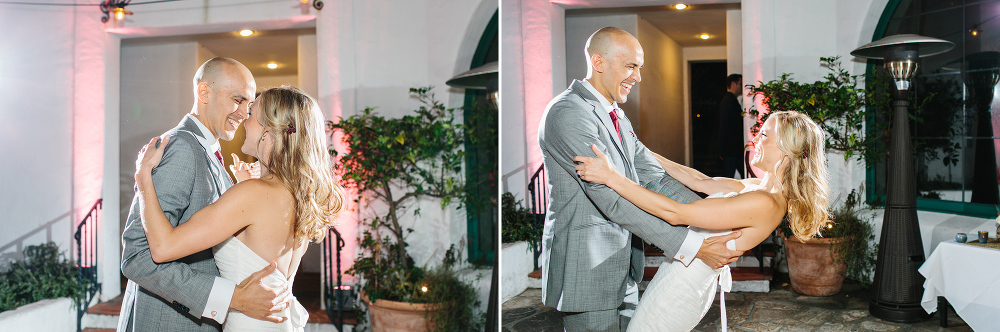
top-left (502, 280), bottom-right (973, 332)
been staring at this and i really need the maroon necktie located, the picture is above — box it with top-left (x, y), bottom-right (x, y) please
top-left (609, 109), bottom-right (623, 143)
top-left (213, 149), bottom-right (233, 183)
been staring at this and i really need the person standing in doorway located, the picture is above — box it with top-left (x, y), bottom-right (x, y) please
top-left (717, 73), bottom-right (745, 179)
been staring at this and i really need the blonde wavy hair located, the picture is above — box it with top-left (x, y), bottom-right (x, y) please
top-left (255, 86), bottom-right (345, 243)
top-left (771, 111), bottom-right (829, 241)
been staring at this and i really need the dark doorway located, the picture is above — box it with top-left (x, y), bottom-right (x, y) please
top-left (690, 61), bottom-right (728, 177)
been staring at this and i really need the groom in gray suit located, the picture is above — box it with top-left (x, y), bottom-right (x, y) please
top-left (118, 57), bottom-right (288, 331)
top-left (538, 27), bottom-right (745, 331)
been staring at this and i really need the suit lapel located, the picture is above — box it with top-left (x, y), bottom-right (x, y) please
top-left (570, 81), bottom-right (635, 181)
top-left (179, 118), bottom-right (232, 193)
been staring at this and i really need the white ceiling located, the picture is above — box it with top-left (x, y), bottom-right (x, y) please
top-left (566, 3), bottom-right (737, 47)
top-left (123, 28), bottom-right (313, 78)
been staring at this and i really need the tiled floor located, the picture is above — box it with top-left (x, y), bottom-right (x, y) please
top-left (502, 279), bottom-right (973, 332)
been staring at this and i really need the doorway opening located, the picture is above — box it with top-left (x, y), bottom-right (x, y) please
top-left (689, 60), bottom-right (728, 177)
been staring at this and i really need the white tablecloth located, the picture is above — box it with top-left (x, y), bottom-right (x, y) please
top-left (919, 241), bottom-right (1000, 332)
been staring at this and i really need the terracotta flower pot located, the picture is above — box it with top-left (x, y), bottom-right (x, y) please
top-left (784, 236), bottom-right (850, 296)
top-left (362, 292), bottom-right (443, 332)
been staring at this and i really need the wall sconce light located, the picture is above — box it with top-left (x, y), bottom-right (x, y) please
top-left (674, 4), bottom-right (688, 10)
top-left (699, 34), bottom-right (710, 40)
top-left (239, 29), bottom-right (254, 37)
top-left (300, 0), bottom-right (324, 10)
top-left (100, 0), bottom-right (133, 28)
top-left (267, 62), bottom-right (278, 69)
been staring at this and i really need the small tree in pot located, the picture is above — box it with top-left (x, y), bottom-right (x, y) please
top-left (330, 87), bottom-right (483, 331)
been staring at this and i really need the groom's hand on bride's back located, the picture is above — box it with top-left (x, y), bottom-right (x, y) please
top-left (696, 231), bottom-right (745, 269)
top-left (231, 262), bottom-right (292, 323)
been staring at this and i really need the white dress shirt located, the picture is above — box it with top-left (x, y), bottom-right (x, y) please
top-left (184, 114), bottom-right (237, 323)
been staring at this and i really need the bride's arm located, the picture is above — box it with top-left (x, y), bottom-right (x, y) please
top-left (135, 136), bottom-right (256, 263)
top-left (575, 145), bottom-right (782, 230)
top-left (648, 151), bottom-right (745, 194)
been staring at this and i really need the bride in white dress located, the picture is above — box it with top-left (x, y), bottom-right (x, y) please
top-left (575, 111), bottom-right (830, 331)
top-left (134, 86), bottom-right (344, 331)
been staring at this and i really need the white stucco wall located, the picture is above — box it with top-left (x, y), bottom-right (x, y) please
top-left (0, 2), bottom-right (92, 278)
top-left (742, 0), bottom-right (887, 204)
top-left (637, 17), bottom-right (686, 162)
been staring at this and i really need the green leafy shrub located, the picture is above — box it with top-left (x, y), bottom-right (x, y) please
top-left (416, 244), bottom-right (485, 332)
top-left (0, 242), bottom-right (83, 312)
top-left (824, 189), bottom-right (877, 286)
top-left (501, 193), bottom-right (541, 251)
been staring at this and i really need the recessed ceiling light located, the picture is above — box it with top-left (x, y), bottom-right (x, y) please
top-left (239, 29), bottom-right (254, 37)
top-left (267, 62), bottom-right (278, 69)
top-left (674, 4), bottom-right (688, 10)
top-left (700, 34), bottom-right (710, 40)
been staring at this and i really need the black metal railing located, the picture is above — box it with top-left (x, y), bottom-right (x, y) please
top-left (322, 227), bottom-right (347, 332)
top-left (74, 199), bottom-right (102, 332)
top-left (526, 164), bottom-right (547, 269)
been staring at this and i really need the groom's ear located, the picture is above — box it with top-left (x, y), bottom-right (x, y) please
top-left (591, 53), bottom-right (605, 73)
top-left (197, 82), bottom-right (211, 104)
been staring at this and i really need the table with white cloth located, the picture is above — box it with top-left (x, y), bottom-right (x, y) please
top-left (919, 240), bottom-right (1000, 331)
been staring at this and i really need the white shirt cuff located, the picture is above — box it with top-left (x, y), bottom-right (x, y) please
top-left (202, 277), bottom-right (236, 324)
top-left (673, 229), bottom-right (704, 266)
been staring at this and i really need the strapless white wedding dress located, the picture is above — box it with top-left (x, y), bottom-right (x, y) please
top-left (626, 188), bottom-right (750, 332)
top-left (214, 237), bottom-right (308, 332)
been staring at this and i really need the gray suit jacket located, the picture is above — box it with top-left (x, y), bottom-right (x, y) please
top-left (118, 116), bottom-right (233, 332)
top-left (538, 80), bottom-right (701, 312)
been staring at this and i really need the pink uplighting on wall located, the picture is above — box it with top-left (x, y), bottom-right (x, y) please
top-left (73, 4), bottom-right (108, 261)
top-left (519, 0), bottom-right (554, 172)
top-left (317, 8), bottom-right (358, 284)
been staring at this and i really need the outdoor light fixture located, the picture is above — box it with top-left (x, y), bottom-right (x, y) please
top-left (299, 0), bottom-right (324, 10)
top-left (851, 34), bottom-right (954, 323)
top-left (239, 29), bottom-right (254, 37)
top-left (674, 4), bottom-right (688, 10)
top-left (700, 34), bottom-right (710, 40)
top-left (100, 0), bottom-right (133, 27)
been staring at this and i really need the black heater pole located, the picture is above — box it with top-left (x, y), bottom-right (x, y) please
top-left (851, 34), bottom-right (954, 323)
top-left (869, 93), bottom-right (930, 323)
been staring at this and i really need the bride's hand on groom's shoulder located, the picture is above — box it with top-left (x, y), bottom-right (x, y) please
top-left (573, 144), bottom-right (614, 185)
top-left (134, 135), bottom-right (170, 185)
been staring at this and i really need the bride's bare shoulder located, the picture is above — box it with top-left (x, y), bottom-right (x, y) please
top-left (224, 177), bottom-right (293, 205)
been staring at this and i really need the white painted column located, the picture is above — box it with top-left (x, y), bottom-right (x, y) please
top-left (500, 0), bottom-right (565, 200)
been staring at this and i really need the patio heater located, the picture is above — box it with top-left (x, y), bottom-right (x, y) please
top-left (445, 61), bottom-right (498, 332)
top-left (851, 34), bottom-right (953, 323)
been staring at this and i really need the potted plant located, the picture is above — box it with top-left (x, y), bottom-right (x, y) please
top-left (781, 189), bottom-right (877, 296)
top-left (330, 87), bottom-right (483, 331)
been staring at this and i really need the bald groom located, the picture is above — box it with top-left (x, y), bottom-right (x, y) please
top-left (537, 27), bottom-right (744, 331)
